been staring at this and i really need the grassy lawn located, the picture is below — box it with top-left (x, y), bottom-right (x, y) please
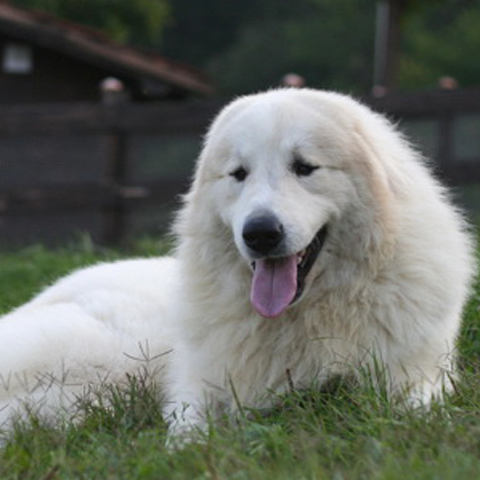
top-left (0, 236), bottom-right (479, 480)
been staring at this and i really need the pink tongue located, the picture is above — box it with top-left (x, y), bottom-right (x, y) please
top-left (250, 256), bottom-right (298, 318)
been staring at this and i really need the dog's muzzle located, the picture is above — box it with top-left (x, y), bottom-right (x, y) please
top-left (242, 213), bottom-right (327, 319)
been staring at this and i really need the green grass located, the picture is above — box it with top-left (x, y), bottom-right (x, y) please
top-left (0, 237), bottom-right (479, 480)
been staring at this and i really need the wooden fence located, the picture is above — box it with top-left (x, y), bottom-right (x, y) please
top-left (0, 100), bottom-right (223, 246)
top-left (0, 88), bottom-right (479, 247)
top-left (369, 87), bottom-right (480, 185)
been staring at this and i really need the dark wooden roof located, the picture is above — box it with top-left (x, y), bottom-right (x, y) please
top-left (0, 1), bottom-right (213, 97)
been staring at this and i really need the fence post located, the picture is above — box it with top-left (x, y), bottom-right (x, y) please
top-left (103, 126), bottom-right (127, 245)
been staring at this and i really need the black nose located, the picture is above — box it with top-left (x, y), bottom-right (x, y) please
top-left (242, 214), bottom-right (284, 254)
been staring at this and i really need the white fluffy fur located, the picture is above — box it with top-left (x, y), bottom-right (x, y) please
top-left (0, 89), bottom-right (475, 434)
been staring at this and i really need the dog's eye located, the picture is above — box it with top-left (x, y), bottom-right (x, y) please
top-left (292, 158), bottom-right (319, 177)
top-left (229, 166), bottom-right (248, 182)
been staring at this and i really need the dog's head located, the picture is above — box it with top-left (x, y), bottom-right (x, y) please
top-left (177, 89), bottom-right (409, 318)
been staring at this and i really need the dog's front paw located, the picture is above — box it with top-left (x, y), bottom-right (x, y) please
top-left (164, 401), bottom-right (208, 450)
top-left (166, 418), bottom-right (209, 451)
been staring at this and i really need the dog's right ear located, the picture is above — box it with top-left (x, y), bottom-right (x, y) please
top-left (206, 95), bottom-right (257, 142)
top-left (192, 95), bottom-right (259, 185)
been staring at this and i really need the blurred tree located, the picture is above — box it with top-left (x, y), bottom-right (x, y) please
top-left (10, 0), bottom-right (170, 49)
top-left (206, 0), bottom-right (375, 95)
top-left (399, 0), bottom-right (480, 89)
top-left (163, 0), bottom-right (480, 95)
top-left (161, 0), bottom-right (258, 66)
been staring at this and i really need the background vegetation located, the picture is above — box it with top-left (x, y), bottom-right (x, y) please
top-left (13, 0), bottom-right (170, 48)
top-left (11, 0), bottom-right (480, 94)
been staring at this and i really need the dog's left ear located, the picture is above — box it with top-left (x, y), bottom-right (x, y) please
top-left (351, 106), bottom-right (413, 200)
top-left (343, 107), bottom-right (415, 262)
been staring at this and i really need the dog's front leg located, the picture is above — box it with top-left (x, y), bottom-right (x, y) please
top-left (163, 351), bottom-right (233, 447)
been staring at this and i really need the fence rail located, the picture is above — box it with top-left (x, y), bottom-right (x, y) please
top-left (369, 87), bottom-right (480, 185)
top-left (0, 89), bottom-right (479, 247)
top-left (0, 100), bottom-right (224, 246)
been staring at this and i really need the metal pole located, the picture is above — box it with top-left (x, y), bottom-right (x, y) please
top-left (373, 0), bottom-right (391, 95)
top-left (373, 1), bottom-right (390, 91)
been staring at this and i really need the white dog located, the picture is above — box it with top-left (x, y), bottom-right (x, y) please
top-left (0, 89), bottom-right (475, 435)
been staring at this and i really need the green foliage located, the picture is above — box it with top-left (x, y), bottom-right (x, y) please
top-left (206, 0), bottom-right (376, 95)
top-left (399, 0), bottom-right (480, 89)
top-left (0, 238), bottom-right (478, 478)
top-left (10, 0), bottom-right (170, 48)
top-left (161, 0), bottom-right (258, 67)
top-left (458, 235), bottom-right (480, 364)
top-left (163, 0), bottom-right (480, 95)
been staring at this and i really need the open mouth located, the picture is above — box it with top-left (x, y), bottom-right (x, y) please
top-left (250, 225), bottom-right (328, 318)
